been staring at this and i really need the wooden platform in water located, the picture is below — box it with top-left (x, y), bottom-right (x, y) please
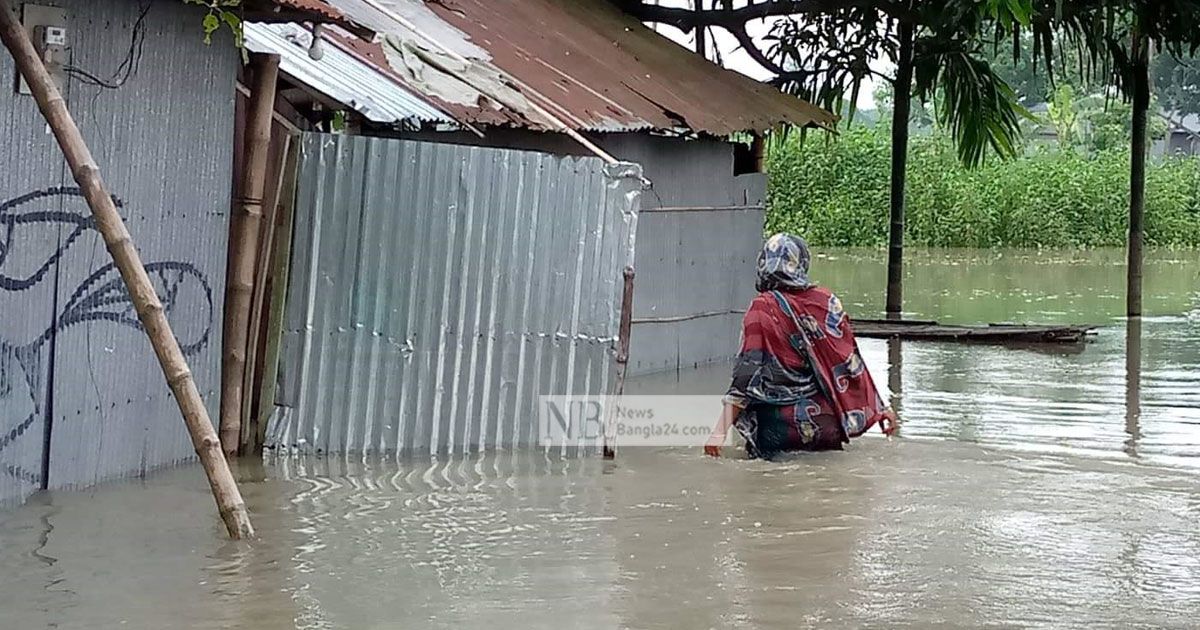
top-left (853, 319), bottom-right (1096, 344)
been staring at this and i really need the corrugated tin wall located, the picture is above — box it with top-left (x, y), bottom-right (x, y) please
top-left (630, 207), bottom-right (764, 376)
top-left (601, 135), bottom-right (765, 375)
top-left (282, 129), bottom-right (766, 378)
top-left (0, 0), bottom-right (237, 504)
top-left (268, 134), bottom-right (641, 455)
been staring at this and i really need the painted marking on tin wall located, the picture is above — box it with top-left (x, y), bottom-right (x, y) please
top-left (0, 188), bottom-right (212, 491)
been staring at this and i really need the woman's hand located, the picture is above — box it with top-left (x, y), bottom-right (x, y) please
top-left (704, 433), bottom-right (724, 458)
top-left (880, 409), bottom-right (899, 436)
top-left (705, 403), bottom-right (741, 457)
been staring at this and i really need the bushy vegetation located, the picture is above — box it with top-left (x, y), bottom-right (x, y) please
top-left (767, 126), bottom-right (1200, 248)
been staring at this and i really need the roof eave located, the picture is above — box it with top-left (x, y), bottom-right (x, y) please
top-left (244, 1), bottom-right (375, 39)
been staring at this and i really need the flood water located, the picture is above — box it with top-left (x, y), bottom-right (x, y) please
top-left (2, 248), bottom-right (1199, 629)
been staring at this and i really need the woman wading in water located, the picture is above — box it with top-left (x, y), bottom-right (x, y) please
top-left (707, 233), bottom-right (897, 459)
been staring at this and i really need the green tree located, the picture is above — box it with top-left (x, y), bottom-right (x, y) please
top-left (621, 0), bottom-right (1033, 315)
top-left (620, 1), bottom-right (1029, 165)
top-left (988, 30), bottom-right (1086, 104)
top-left (1046, 84), bottom-right (1081, 148)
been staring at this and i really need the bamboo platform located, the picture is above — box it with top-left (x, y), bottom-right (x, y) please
top-left (854, 319), bottom-right (1096, 345)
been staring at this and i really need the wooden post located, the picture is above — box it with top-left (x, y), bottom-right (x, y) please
top-left (1127, 33), bottom-right (1150, 318)
top-left (240, 133), bottom-right (296, 454)
top-left (751, 134), bottom-right (766, 173)
top-left (0, 0), bottom-right (253, 539)
top-left (605, 266), bottom-right (636, 460)
top-left (886, 21), bottom-right (914, 319)
top-left (243, 133), bottom-right (299, 453)
top-left (222, 53), bottom-right (280, 455)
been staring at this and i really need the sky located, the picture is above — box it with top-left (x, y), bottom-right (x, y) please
top-left (646, 1), bottom-right (887, 110)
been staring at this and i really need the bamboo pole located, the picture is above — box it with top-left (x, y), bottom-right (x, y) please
top-left (240, 132), bottom-right (295, 454)
top-left (886, 21), bottom-right (914, 319)
top-left (0, 0), bottom-right (253, 539)
top-left (222, 53), bottom-right (280, 455)
top-left (1127, 33), bottom-right (1149, 318)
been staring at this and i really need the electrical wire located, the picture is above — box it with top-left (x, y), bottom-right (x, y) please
top-left (63, 1), bottom-right (151, 91)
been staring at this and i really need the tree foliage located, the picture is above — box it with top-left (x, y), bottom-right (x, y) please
top-left (183, 0), bottom-right (243, 46)
top-left (1010, 1), bottom-right (1200, 103)
top-left (1153, 54), bottom-right (1200, 115)
top-left (989, 31), bottom-right (1086, 103)
top-left (621, 0), bottom-right (1034, 166)
top-left (622, 1), bottom-right (1200, 164)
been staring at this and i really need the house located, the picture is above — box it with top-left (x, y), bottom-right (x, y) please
top-left (0, 0), bottom-right (836, 481)
top-left (0, 0), bottom-right (354, 505)
top-left (1163, 113), bottom-right (1200, 156)
top-left (245, 0), bottom-right (836, 378)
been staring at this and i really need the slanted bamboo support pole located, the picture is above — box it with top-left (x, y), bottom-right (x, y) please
top-left (0, 0), bottom-right (253, 539)
top-left (222, 53), bottom-right (280, 455)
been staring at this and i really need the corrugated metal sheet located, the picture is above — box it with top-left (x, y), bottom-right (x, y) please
top-left (267, 134), bottom-right (641, 455)
top-left (0, 0), bottom-right (235, 504)
top-left (621, 137), bottom-right (766, 376)
top-left (245, 22), bottom-right (453, 126)
top-left (629, 207), bottom-right (763, 375)
top-left (321, 0), bottom-right (837, 135)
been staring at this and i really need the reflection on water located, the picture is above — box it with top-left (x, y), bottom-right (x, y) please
top-left (2, 248), bottom-right (1200, 629)
top-left (814, 247), bottom-right (1200, 469)
top-left (1126, 317), bottom-right (1142, 458)
top-left (887, 336), bottom-right (903, 422)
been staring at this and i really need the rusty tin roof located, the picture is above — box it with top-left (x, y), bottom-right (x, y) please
top-left (260, 0), bottom-right (349, 23)
top-left (322, 0), bottom-right (835, 135)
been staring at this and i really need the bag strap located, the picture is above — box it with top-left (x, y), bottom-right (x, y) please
top-left (769, 290), bottom-right (807, 341)
top-left (768, 290), bottom-right (834, 400)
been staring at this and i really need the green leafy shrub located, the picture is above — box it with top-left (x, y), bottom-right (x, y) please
top-left (767, 126), bottom-right (1200, 248)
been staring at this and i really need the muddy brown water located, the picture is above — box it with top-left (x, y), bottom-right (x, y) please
top-left (2, 248), bottom-right (1199, 629)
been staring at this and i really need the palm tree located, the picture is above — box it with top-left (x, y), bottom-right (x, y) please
top-left (621, 0), bottom-right (1032, 316)
top-left (1010, 0), bottom-right (1200, 316)
top-left (886, 2), bottom-right (1032, 313)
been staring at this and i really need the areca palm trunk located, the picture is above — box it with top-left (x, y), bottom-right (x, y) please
top-left (887, 21), bottom-right (914, 318)
top-left (1127, 32), bottom-right (1150, 318)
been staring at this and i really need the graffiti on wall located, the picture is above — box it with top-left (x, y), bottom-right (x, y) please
top-left (0, 188), bottom-right (213, 491)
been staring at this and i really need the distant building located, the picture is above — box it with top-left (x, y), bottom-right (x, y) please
top-left (1163, 113), bottom-right (1200, 156)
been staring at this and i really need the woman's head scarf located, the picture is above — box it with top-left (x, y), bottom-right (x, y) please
top-left (756, 233), bottom-right (813, 293)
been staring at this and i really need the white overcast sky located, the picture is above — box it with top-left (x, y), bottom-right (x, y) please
top-left (647, 1), bottom-right (887, 110)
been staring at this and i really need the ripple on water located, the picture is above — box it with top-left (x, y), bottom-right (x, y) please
top-left (4, 249), bottom-right (1200, 628)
